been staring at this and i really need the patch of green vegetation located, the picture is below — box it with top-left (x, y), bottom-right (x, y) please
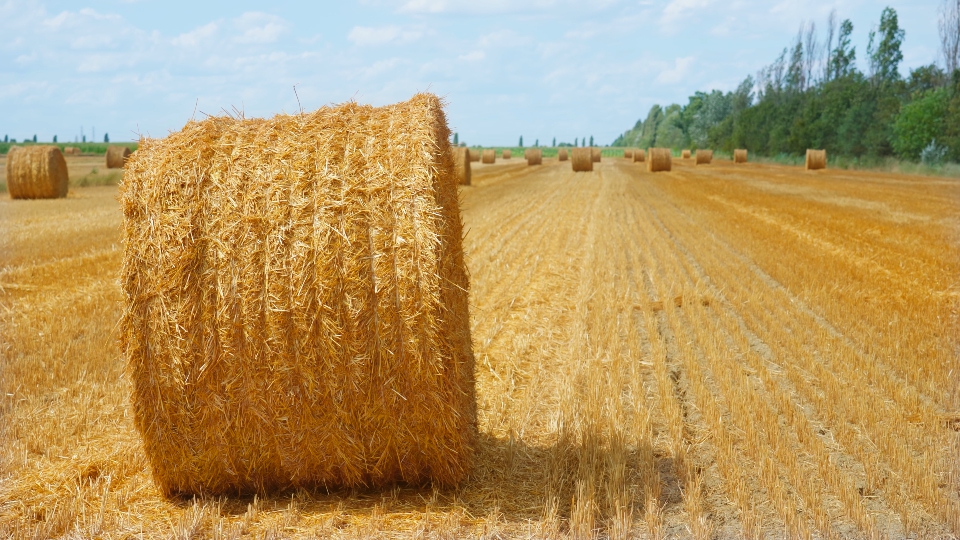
top-left (73, 167), bottom-right (123, 187)
top-left (0, 142), bottom-right (138, 155)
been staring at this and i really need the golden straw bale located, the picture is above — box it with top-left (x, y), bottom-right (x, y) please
top-left (106, 145), bottom-right (131, 169)
top-left (734, 149), bottom-right (748, 163)
top-left (469, 149), bottom-right (480, 162)
top-left (63, 146), bottom-right (81, 156)
top-left (591, 148), bottom-right (601, 162)
top-left (806, 149), bottom-right (826, 170)
top-left (502, 149), bottom-right (511, 159)
top-left (633, 148), bottom-right (646, 163)
top-left (695, 149), bottom-right (713, 165)
top-left (647, 147), bottom-right (672, 172)
top-left (453, 146), bottom-right (471, 185)
top-left (481, 149), bottom-right (495, 164)
top-left (681, 149), bottom-right (691, 159)
top-left (120, 93), bottom-right (476, 496)
top-left (5, 145), bottom-right (69, 199)
top-left (624, 149), bottom-right (633, 159)
top-left (571, 147), bottom-right (593, 172)
top-left (524, 148), bottom-right (542, 165)
top-left (558, 148), bottom-right (568, 161)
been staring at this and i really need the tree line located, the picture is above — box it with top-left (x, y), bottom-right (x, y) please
top-left (613, 2), bottom-right (960, 165)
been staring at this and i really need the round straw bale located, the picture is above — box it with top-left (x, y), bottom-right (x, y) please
top-left (591, 148), bottom-right (601, 162)
top-left (647, 148), bottom-right (672, 172)
top-left (633, 149), bottom-right (646, 163)
top-left (469, 149), bottom-right (480, 162)
top-left (106, 145), bottom-right (131, 169)
top-left (502, 149), bottom-right (511, 159)
top-left (571, 147), bottom-right (593, 172)
top-left (681, 149), bottom-right (691, 159)
top-left (805, 149), bottom-right (826, 170)
top-left (120, 93), bottom-right (476, 496)
top-left (5, 145), bottom-right (69, 199)
top-left (695, 149), bottom-right (713, 165)
top-left (558, 148), bottom-right (568, 161)
top-left (624, 149), bottom-right (633, 159)
top-left (63, 146), bottom-right (80, 156)
top-left (481, 149), bottom-right (495, 164)
top-left (453, 146), bottom-right (471, 185)
top-left (525, 148), bottom-right (542, 165)
top-left (734, 149), bottom-right (748, 163)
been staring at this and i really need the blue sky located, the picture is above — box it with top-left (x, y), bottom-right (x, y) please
top-left (0, 0), bottom-right (945, 145)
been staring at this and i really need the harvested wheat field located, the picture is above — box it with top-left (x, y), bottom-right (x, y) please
top-left (1, 156), bottom-right (958, 539)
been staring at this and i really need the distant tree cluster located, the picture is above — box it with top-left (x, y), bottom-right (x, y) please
top-left (613, 2), bottom-right (960, 164)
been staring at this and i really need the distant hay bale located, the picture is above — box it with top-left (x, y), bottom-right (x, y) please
top-left (633, 149), bottom-right (646, 163)
top-left (502, 149), bottom-right (511, 159)
top-left (647, 148), bottom-right (672, 172)
top-left (571, 147), bottom-right (593, 172)
top-left (734, 149), bottom-right (748, 163)
top-left (119, 93), bottom-right (476, 497)
top-left (681, 149), bottom-right (691, 159)
top-left (481, 149), bottom-right (495, 164)
top-left (106, 146), bottom-right (131, 169)
top-left (5, 145), bottom-right (69, 199)
top-left (469, 149), bottom-right (480, 162)
top-left (453, 146), bottom-right (471, 186)
top-left (624, 149), bottom-right (633, 159)
top-left (63, 146), bottom-right (81, 156)
top-left (806, 149), bottom-right (826, 170)
top-left (591, 148), bottom-right (601, 162)
top-left (558, 148), bottom-right (568, 161)
top-left (524, 148), bottom-right (542, 165)
top-left (695, 150), bottom-right (713, 165)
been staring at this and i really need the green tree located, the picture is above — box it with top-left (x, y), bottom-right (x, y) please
top-left (892, 87), bottom-right (949, 158)
top-left (829, 20), bottom-right (857, 80)
top-left (53, 135), bottom-right (57, 143)
top-left (589, 135), bottom-right (594, 146)
top-left (453, 133), bottom-right (458, 145)
top-left (519, 135), bottom-right (523, 147)
top-left (655, 105), bottom-right (685, 149)
top-left (638, 105), bottom-right (663, 148)
top-left (104, 133), bottom-right (109, 143)
top-left (552, 137), bottom-right (556, 146)
top-left (868, 7), bottom-right (905, 86)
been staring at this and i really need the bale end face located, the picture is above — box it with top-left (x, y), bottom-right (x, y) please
top-left (805, 149), bottom-right (826, 170)
top-left (106, 146), bottom-right (131, 169)
top-left (6, 145), bottom-right (69, 199)
top-left (647, 148), bottom-right (672, 172)
top-left (558, 148), bottom-right (568, 161)
top-left (695, 150), bottom-right (713, 165)
top-left (121, 93), bottom-right (477, 496)
top-left (571, 147), bottom-right (593, 172)
top-left (481, 149), bottom-right (496, 164)
top-left (734, 149), bottom-right (748, 164)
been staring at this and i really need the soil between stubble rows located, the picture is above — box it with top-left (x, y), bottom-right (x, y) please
top-left (0, 159), bottom-right (958, 539)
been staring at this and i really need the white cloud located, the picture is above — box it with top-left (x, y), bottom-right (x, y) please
top-left (347, 25), bottom-right (422, 46)
top-left (458, 50), bottom-right (485, 61)
top-left (478, 29), bottom-right (530, 48)
top-left (660, 0), bottom-right (716, 32)
top-left (172, 22), bottom-right (219, 47)
top-left (234, 12), bottom-right (288, 44)
top-left (656, 56), bottom-right (695, 84)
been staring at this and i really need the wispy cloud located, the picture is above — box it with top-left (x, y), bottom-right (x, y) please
top-left (172, 22), bottom-right (219, 47)
top-left (656, 56), bottom-right (695, 84)
top-left (234, 12), bottom-right (289, 44)
top-left (348, 25), bottom-right (423, 46)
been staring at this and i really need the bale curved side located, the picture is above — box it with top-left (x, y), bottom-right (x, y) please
top-left (806, 149), bottom-right (826, 170)
top-left (6, 146), bottom-right (69, 199)
top-left (695, 150), bottom-right (713, 165)
top-left (106, 146), bottom-right (131, 169)
top-left (453, 146), bottom-right (471, 185)
top-left (571, 147), bottom-right (593, 172)
top-left (469, 149), bottom-right (480, 162)
top-left (481, 149), bottom-right (495, 164)
top-left (120, 93), bottom-right (476, 497)
top-left (734, 149), bottom-right (748, 163)
top-left (624, 149), bottom-right (633, 159)
top-left (502, 149), bottom-right (511, 159)
top-left (558, 148), bottom-right (568, 161)
top-left (525, 148), bottom-right (542, 165)
top-left (633, 149), bottom-right (646, 163)
top-left (647, 148), bottom-right (672, 172)
top-left (681, 149), bottom-right (691, 159)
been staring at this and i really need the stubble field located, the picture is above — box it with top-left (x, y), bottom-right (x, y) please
top-left (1, 155), bottom-right (958, 539)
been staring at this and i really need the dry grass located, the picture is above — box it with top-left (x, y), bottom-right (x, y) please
top-left (1, 157), bottom-right (958, 538)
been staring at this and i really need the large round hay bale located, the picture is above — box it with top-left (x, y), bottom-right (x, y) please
top-left (5, 145), bottom-right (69, 199)
top-left (502, 149), bottom-right (511, 159)
top-left (647, 148), bottom-right (672, 172)
top-left (624, 149), bottom-right (633, 159)
top-left (734, 149), bottom-right (748, 163)
top-left (695, 149), bottom-right (713, 165)
top-left (119, 93), bottom-right (476, 496)
top-left (591, 148), bottom-right (601, 162)
top-left (806, 149), bottom-right (826, 170)
top-left (571, 147), bottom-right (593, 172)
top-left (63, 146), bottom-right (80, 156)
top-left (481, 149), bottom-right (495, 164)
top-left (524, 148), bottom-right (542, 165)
top-left (633, 149), bottom-right (646, 163)
top-left (469, 149), bottom-right (480, 162)
top-left (106, 145), bottom-right (131, 169)
top-left (558, 148), bottom-right (568, 161)
top-left (681, 149), bottom-right (691, 159)
top-left (453, 146), bottom-right (471, 186)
